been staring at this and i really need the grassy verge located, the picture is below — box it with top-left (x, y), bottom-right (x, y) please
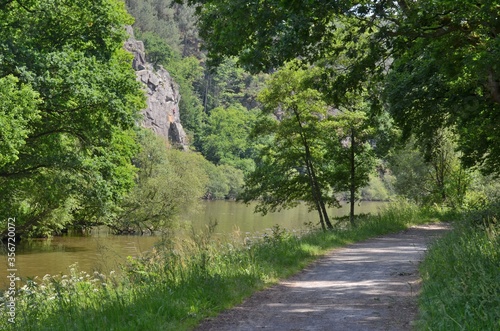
top-left (417, 206), bottom-right (500, 330)
top-left (1, 201), bottom-right (442, 331)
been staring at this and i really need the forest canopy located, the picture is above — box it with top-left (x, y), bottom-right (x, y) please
top-left (0, 0), bottom-right (146, 237)
top-left (187, 0), bottom-right (500, 176)
top-left (2, 0), bottom-right (500, 237)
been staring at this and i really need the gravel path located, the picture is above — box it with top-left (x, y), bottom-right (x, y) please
top-left (195, 223), bottom-right (450, 331)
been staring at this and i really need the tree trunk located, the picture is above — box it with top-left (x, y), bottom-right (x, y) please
top-left (349, 128), bottom-right (356, 227)
top-left (316, 178), bottom-right (333, 229)
top-left (304, 151), bottom-right (329, 231)
top-left (203, 72), bottom-right (211, 114)
top-left (315, 200), bottom-right (327, 231)
top-left (294, 109), bottom-right (333, 230)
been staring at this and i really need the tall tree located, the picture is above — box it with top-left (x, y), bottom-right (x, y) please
top-left (384, 0), bottom-right (500, 174)
top-left (0, 0), bottom-right (145, 237)
top-left (244, 63), bottom-right (378, 228)
top-left (188, 0), bottom-right (500, 175)
top-left (320, 110), bottom-right (376, 226)
top-left (243, 63), bottom-right (336, 230)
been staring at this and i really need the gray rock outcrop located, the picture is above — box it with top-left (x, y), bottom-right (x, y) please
top-left (124, 26), bottom-right (188, 149)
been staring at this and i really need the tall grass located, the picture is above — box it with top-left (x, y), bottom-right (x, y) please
top-left (417, 208), bottom-right (500, 330)
top-left (1, 201), bottom-right (439, 331)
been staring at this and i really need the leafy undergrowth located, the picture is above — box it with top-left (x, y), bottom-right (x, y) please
top-left (0, 201), bottom-right (442, 331)
top-left (417, 206), bottom-right (500, 331)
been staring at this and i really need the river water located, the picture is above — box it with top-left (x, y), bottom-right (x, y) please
top-left (0, 201), bottom-right (384, 288)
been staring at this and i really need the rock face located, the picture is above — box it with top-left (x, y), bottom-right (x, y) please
top-left (124, 26), bottom-right (188, 149)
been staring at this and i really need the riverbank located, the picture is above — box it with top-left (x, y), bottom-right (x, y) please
top-left (0, 202), bottom-right (457, 330)
top-left (0, 201), bottom-right (386, 289)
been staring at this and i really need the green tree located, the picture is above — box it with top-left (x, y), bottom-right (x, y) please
top-left (243, 64), bottom-right (335, 230)
top-left (320, 110), bottom-right (377, 226)
top-left (384, 9), bottom-right (500, 174)
top-left (201, 57), bottom-right (266, 112)
top-left (200, 104), bottom-right (256, 172)
top-left (201, 161), bottom-right (230, 199)
top-left (388, 131), bottom-right (471, 208)
top-left (219, 164), bottom-right (245, 199)
top-left (126, 0), bottom-right (183, 54)
top-left (136, 31), bottom-right (176, 67)
top-left (0, 75), bottom-right (40, 168)
top-left (388, 139), bottom-right (431, 204)
top-left (0, 0), bottom-right (145, 237)
top-left (114, 129), bottom-right (208, 233)
top-left (186, 0), bottom-right (344, 72)
top-left (243, 62), bottom-right (379, 228)
top-left (170, 56), bottom-right (205, 138)
top-left (189, 0), bottom-right (500, 175)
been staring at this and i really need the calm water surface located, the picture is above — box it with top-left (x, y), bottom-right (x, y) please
top-left (0, 201), bottom-right (384, 288)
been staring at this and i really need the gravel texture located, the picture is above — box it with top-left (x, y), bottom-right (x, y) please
top-left (195, 223), bottom-right (450, 331)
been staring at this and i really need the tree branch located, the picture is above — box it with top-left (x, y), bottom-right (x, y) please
top-left (0, 164), bottom-right (49, 178)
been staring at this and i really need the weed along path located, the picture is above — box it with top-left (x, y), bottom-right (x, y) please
top-left (195, 223), bottom-right (451, 331)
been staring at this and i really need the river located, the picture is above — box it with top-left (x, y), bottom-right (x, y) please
top-left (0, 201), bottom-right (385, 288)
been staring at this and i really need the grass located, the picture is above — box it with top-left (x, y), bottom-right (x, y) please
top-left (417, 206), bottom-right (500, 331)
top-left (0, 200), bottom-right (443, 331)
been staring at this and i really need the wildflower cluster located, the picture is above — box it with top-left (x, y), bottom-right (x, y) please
top-left (0, 264), bottom-right (117, 330)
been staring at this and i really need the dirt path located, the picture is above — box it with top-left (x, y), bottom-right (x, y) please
top-left (195, 223), bottom-right (450, 331)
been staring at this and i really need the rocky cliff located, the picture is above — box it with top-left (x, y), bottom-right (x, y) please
top-left (124, 26), bottom-right (188, 149)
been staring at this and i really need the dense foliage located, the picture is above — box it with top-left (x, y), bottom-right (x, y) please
top-left (112, 129), bottom-right (209, 234)
top-left (384, 0), bottom-right (500, 174)
top-left (0, 1), bottom-right (499, 329)
top-left (242, 63), bottom-right (378, 228)
top-left (189, 0), bottom-right (500, 177)
top-left (0, 0), bottom-right (145, 237)
top-left (0, 0), bottom-right (259, 238)
top-left (2, 0), bottom-right (500, 236)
